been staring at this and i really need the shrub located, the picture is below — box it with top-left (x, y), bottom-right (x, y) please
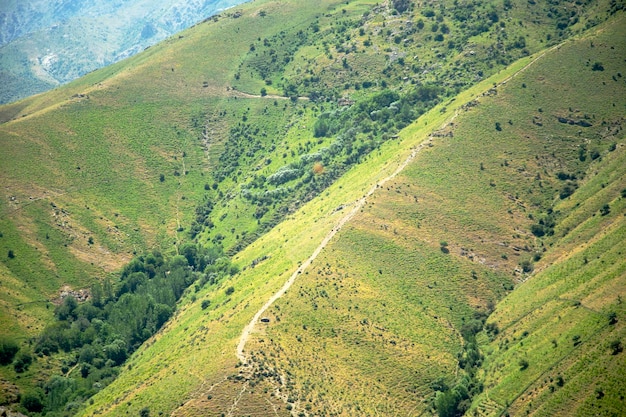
top-left (392, 0), bottom-right (411, 13)
top-left (13, 351), bottom-right (33, 373)
top-left (201, 300), bottom-right (211, 310)
top-left (600, 204), bottom-right (610, 216)
top-left (267, 167), bottom-right (303, 185)
top-left (0, 338), bottom-right (19, 365)
top-left (592, 61), bottom-right (604, 71)
top-left (440, 241), bottom-right (449, 254)
top-left (610, 339), bottom-right (623, 355)
top-left (559, 184), bottom-right (576, 199)
top-left (519, 359), bottom-right (529, 370)
top-left (530, 223), bottom-right (546, 237)
top-left (520, 260), bottom-right (534, 273)
top-left (313, 117), bottom-right (331, 137)
top-left (225, 286), bottom-right (235, 295)
top-left (21, 391), bottom-right (44, 413)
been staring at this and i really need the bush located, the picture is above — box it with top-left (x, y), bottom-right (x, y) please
top-left (13, 351), bottom-right (33, 373)
top-left (225, 286), bottom-right (235, 295)
top-left (610, 339), bottom-right (623, 355)
top-left (520, 260), bottom-right (534, 273)
top-left (440, 241), bottom-right (449, 254)
top-left (313, 117), bottom-right (331, 137)
top-left (21, 390), bottom-right (44, 413)
top-left (201, 300), bottom-right (211, 310)
top-left (600, 204), bottom-right (610, 216)
top-left (518, 359), bottom-right (529, 370)
top-left (559, 182), bottom-right (577, 199)
top-left (0, 338), bottom-right (19, 365)
top-left (530, 223), bottom-right (547, 237)
top-left (392, 0), bottom-right (411, 13)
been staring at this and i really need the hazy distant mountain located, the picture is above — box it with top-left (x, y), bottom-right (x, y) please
top-left (0, 0), bottom-right (248, 103)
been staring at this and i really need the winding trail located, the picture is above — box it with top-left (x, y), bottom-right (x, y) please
top-left (235, 40), bottom-right (565, 365)
top-left (236, 137), bottom-right (434, 363)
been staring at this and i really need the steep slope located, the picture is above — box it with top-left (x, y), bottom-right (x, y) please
top-left (0, 0), bottom-right (623, 415)
top-left (468, 17), bottom-right (626, 416)
top-left (234, 17), bottom-right (626, 417)
top-left (0, 0), bottom-right (247, 104)
top-left (80, 11), bottom-right (625, 417)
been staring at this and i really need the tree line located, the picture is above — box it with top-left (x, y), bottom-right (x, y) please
top-left (6, 243), bottom-right (235, 415)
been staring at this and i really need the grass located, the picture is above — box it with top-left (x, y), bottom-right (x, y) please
top-left (0, 0), bottom-right (623, 415)
top-left (79, 16), bottom-right (614, 417)
top-left (467, 15), bottom-right (626, 416)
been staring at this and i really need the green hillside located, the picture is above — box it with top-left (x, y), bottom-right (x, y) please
top-left (0, 0), bottom-right (624, 415)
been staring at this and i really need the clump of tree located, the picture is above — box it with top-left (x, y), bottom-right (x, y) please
top-left (434, 311), bottom-right (489, 417)
top-left (0, 337), bottom-right (19, 365)
top-left (530, 211), bottom-right (556, 237)
top-left (392, 0), bottom-right (411, 13)
top-left (33, 244), bottom-right (236, 414)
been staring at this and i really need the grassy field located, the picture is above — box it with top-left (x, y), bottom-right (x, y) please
top-left (81, 14), bottom-right (625, 416)
top-left (465, 16), bottom-right (626, 417)
top-left (0, 0), bottom-right (624, 415)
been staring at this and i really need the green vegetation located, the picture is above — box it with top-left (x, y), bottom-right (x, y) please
top-left (0, 338), bottom-right (19, 366)
top-left (0, 0), bottom-right (624, 415)
top-left (22, 245), bottom-right (235, 415)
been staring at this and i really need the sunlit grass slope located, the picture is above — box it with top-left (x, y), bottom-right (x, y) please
top-left (464, 16), bottom-right (626, 417)
top-left (0, 0), bottom-right (623, 414)
top-left (80, 12), bottom-right (625, 417)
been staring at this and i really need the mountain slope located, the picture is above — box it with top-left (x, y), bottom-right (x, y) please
top-left (468, 17), bottom-right (626, 416)
top-left (82, 11), bottom-right (625, 417)
top-left (0, 0), bottom-right (623, 415)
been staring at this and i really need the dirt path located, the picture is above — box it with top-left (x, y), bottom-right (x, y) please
top-left (235, 41), bottom-right (563, 364)
top-left (235, 137), bottom-right (434, 363)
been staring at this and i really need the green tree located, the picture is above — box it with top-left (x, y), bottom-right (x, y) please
top-left (392, 0), bottom-right (411, 13)
top-left (0, 337), bottom-right (19, 365)
top-left (13, 351), bottom-right (33, 373)
top-left (55, 296), bottom-right (78, 321)
top-left (21, 390), bottom-right (44, 413)
top-left (519, 358), bottom-right (529, 370)
top-left (610, 339), bottom-right (623, 355)
top-left (104, 339), bottom-right (127, 365)
top-left (600, 204), bottom-right (610, 216)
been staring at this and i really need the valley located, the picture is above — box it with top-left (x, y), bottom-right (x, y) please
top-left (0, 0), bottom-right (624, 416)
